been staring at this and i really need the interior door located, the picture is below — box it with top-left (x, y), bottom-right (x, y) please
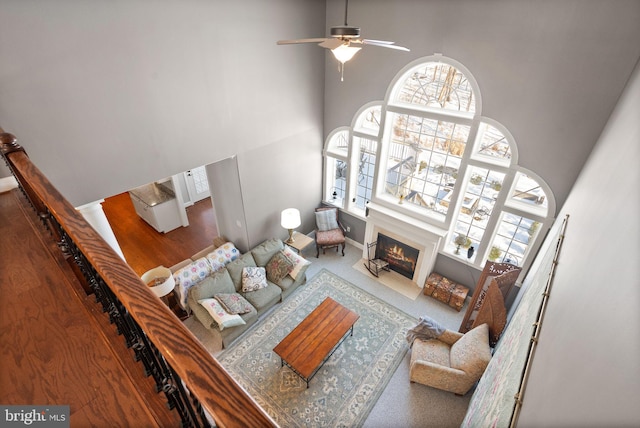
top-left (184, 166), bottom-right (211, 204)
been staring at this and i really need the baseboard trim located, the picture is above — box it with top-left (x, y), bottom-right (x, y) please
top-left (346, 236), bottom-right (363, 250)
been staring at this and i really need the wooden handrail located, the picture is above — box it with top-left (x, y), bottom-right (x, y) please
top-left (0, 127), bottom-right (276, 428)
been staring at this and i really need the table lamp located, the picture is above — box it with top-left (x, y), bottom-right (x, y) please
top-left (281, 208), bottom-right (301, 244)
top-left (141, 266), bottom-right (175, 302)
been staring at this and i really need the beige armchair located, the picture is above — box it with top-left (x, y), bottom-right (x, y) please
top-left (409, 323), bottom-right (492, 395)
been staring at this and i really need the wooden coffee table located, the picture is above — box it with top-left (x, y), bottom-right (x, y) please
top-left (273, 297), bottom-right (359, 388)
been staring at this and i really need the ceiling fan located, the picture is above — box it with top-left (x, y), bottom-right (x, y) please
top-left (277, 0), bottom-right (410, 81)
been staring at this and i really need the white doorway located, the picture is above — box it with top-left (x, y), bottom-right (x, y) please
top-left (184, 166), bottom-right (210, 205)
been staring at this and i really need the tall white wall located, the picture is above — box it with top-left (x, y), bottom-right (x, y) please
top-left (517, 60), bottom-right (640, 426)
top-left (0, 0), bottom-right (325, 206)
top-left (237, 131), bottom-right (322, 248)
top-left (206, 131), bottom-right (322, 253)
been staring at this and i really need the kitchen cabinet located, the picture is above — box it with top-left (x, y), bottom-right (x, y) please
top-left (129, 183), bottom-right (182, 233)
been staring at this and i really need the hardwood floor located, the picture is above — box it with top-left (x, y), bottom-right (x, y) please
top-left (0, 189), bottom-right (179, 426)
top-left (102, 192), bottom-right (218, 276)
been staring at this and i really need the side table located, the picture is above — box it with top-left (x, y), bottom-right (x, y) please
top-left (141, 266), bottom-right (189, 320)
top-left (286, 231), bottom-right (314, 254)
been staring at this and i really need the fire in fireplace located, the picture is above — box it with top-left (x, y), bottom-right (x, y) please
top-left (376, 233), bottom-right (420, 279)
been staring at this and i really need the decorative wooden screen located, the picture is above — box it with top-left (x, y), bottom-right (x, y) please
top-left (459, 261), bottom-right (521, 341)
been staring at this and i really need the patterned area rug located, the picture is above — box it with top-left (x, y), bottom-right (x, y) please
top-left (217, 269), bottom-right (416, 427)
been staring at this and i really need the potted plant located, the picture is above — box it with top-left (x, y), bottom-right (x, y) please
top-left (454, 234), bottom-right (471, 255)
top-left (488, 246), bottom-right (502, 261)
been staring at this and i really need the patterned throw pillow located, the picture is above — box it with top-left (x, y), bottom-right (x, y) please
top-left (282, 245), bottom-right (311, 280)
top-left (206, 242), bottom-right (240, 272)
top-left (214, 293), bottom-right (253, 315)
top-left (241, 266), bottom-right (268, 292)
top-left (173, 257), bottom-right (213, 309)
top-left (197, 298), bottom-right (246, 331)
top-left (315, 208), bottom-right (339, 231)
top-left (265, 250), bottom-right (294, 285)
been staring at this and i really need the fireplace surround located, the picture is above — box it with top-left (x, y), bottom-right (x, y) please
top-left (363, 202), bottom-right (447, 287)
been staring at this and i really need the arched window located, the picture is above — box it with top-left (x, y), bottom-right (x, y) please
top-left (351, 104), bottom-right (382, 215)
top-left (323, 129), bottom-right (349, 208)
top-left (322, 56), bottom-right (555, 276)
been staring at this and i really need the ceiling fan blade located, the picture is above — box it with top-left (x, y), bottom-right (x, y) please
top-left (362, 39), bottom-right (410, 51)
top-left (362, 39), bottom-right (395, 45)
top-left (319, 39), bottom-right (346, 50)
top-left (277, 38), bottom-right (329, 45)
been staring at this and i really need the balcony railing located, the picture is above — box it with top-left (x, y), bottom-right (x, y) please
top-left (0, 127), bottom-right (276, 428)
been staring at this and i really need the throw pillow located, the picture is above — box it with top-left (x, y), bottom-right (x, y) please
top-left (315, 208), bottom-right (339, 231)
top-left (197, 298), bottom-right (246, 331)
top-left (173, 257), bottom-right (213, 310)
top-left (250, 238), bottom-right (285, 266)
top-left (282, 245), bottom-right (311, 280)
top-left (214, 293), bottom-right (253, 315)
top-left (265, 250), bottom-right (294, 284)
top-left (226, 253), bottom-right (258, 292)
top-left (206, 242), bottom-right (240, 272)
top-left (241, 266), bottom-right (268, 292)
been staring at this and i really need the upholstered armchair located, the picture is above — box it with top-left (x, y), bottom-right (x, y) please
top-left (409, 323), bottom-right (492, 395)
top-left (314, 207), bottom-right (346, 258)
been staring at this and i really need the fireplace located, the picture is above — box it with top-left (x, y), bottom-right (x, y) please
top-left (376, 233), bottom-right (419, 279)
top-left (363, 202), bottom-right (447, 287)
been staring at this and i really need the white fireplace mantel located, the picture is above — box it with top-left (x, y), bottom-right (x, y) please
top-left (363, 203), bottom-right (448, 287)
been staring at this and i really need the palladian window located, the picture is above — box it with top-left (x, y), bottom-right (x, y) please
top-left (322, 56), bottom-right (555, 275)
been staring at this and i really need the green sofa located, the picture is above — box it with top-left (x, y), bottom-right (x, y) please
top-left (186, 238), bottom-right (309, 348)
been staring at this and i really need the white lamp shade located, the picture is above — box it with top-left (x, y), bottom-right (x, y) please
top-left (281, 208), bottom-right (301, 229)
top-left (141, 266), bottom-right (175, 298)
top-left (331, 44), bottom-right (361, 63)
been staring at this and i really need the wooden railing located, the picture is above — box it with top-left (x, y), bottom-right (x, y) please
top-left (0, 127), bottom-right (276, 428)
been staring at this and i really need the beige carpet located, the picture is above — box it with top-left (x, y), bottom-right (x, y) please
top-left (352, 259), bottom-right (422, 300)
top-left (184, 243), bottom-right (473, 427)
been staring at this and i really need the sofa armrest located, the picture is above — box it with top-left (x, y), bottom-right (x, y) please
top-left (292, 262), bottom-right (310, 285)
top-left (437, 329), bottom-right (464, 346)
top-left (188, 294), bottom-right (217, 330)
top-left (411, 359), bottom-right (466, 378)
top-left (409, 360), bottom-right (474, 394)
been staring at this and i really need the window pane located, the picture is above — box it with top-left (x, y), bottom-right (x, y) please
top-left (354, 137), bottom-right (377, 210)
top-left (452, 167), bottom-right (505, 249)
top-left (474, 122), bottom-right (512, 164)
top-left (385, 113), bottom-right (470, 216)
top-left (327, 157), bottom-right (347, 207)
top-left (354, 106), bottom-right (382, 135)
top-left (510, 172), bottom-right (548, 210)
top-left (489, 213), bottom-right (541, 266)
top-left (394, 62), bottom-right (476, 114)
top-left (326, 130), bottom-right (349, 156)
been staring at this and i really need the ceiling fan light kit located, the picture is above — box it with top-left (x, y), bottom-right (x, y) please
top-left (277, 0), bottom-right (409, 81)
top-left (331, 44), bottom-right (361, 64)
